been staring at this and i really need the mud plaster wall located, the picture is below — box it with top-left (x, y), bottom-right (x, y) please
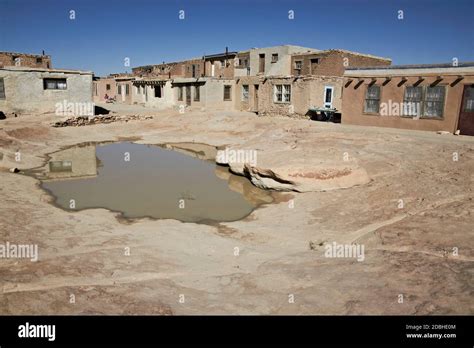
top-left (0, 70), bottom-right (92, 115)
top-left (342, 74), bottom-right (474, 133)
top-left (257, 77), bottom-right (343, 118)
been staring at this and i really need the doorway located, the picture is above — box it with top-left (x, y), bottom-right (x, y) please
top-left (254, 84), bottom-right (259, 112)
top-left (259, 54), bottom-right (265, 73)
top-left (324, 86), bottom-right (334, 109)
top-left (186, 85), bottom-right (192, 106)
top-left (458, 85), bottom-right (474, 135)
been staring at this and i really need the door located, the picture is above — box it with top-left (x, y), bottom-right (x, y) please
top-left (458, 85), bottom-right (474, 135)
top-left (254, 84), bottom-right (259, 112)
top-left (186, 85), bottom-right (191, 106)
top-left (211, 63), bottom-right (215, 77)
top-left (259, 54), bottom-right (265, 73)
top-left (324, 86), bottom-right (334, 109)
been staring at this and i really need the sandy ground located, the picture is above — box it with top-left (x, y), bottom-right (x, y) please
top-left (0, 104), bottom-right (473, 315)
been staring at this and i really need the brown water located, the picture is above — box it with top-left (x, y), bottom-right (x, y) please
top-left (38, 142), bottom-right (273, 222)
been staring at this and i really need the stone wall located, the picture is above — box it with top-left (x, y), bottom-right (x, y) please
top-left (0, 52), bottom-right (52, 69)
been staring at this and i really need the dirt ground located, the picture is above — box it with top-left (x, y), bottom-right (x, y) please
top-left (0, 104), bottom-right (473, 315)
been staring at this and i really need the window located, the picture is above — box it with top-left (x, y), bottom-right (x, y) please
top-left (125, 84), bottom-right (130, 95)
top-left (49, 161), bottom-right (72, 173)
top-left (106, 84), bottom-right (111, 90)
top-left (273, 84), bottom-right (291, 103)
top-left (194, 85), bottom-right (200, 101)
top-left (117, 85), bottom-right (121, 95)
top-left (221, 60), bottom-right (226, 68)
top-left (295, 61), bottom-right (303, 70)
top-left (239, 58), bottom-right (248, 68)
top-left (178, 86), bottom-right (183, 101)
top-left (0, 78), bottom-right (5, 99)
top-left (224, 85), bottom-right (232, 101)
top-left (463, 86), bottom-right (474, 112)
top-left (36, 57), bottom-right (43, 64)
top-left (423, 86), bottom-right (445, 118)
top-left (364, 85), bottom-right (381, 113)
top-left (43, 78), bottom-right (67, 90)
top-left (154, 85), bottom-right (162, 98)
top-left (242, 85), bottom-right (249, 102)
top-left (259, 54), bottom-right (265, 73)
top-left (271, 54), bottom-right (279, 63)
top-left (403, 86), bottom-right (422, 116)
top-left (311, 58), bottom-right (319, 64)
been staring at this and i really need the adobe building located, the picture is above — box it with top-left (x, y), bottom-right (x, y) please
top-left (93, 76), bottom-right (117, 103)
top-left (203, 50), bottom-right (238, 78)
top-left (172, 77), bottom-right (235, 111)
top-left (235, 48), bottom-right (391, 118)
top-left (0, 66), bottom-right (93, 115)
top-left (114, 76), bottom-right (135, 104)
top-left (0, 51), bottom-right (52, 69)
top-left (342, 63), bottom-right (474, 135)
top-left (132, 78), bottom-right (174, 109)
top-left (291, 49), bottom-right (391, 76)
top-left (248, 45), bottom-right (318, 76)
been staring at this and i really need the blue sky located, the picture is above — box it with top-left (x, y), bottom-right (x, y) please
top-left (1, 0), bottom-right (473, 76)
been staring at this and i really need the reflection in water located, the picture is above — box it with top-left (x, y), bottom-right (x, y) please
top-left (38, 142), bottom-right (272, 222)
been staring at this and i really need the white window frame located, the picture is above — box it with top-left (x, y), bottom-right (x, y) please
top-left (273, 84), bottom-right (291, 103)
top-left (242, 85), bottom-right (249, 102)
top-left (323, 86), bottom-right (334, 108)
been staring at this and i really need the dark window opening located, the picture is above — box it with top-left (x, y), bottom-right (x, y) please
top-left (43, 78), bottom-right (67, 90)
top-left (0, 78), bottom-right (5, 99)
top-left (155, 85), bottom-right (162, 98)
top-left (224, 85), bottom-right (232, 101)
top-left (194, 85), bottom-right (200, 101)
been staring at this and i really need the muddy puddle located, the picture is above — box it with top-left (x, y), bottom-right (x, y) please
top-left (32, 142), bottom-right (274, 222)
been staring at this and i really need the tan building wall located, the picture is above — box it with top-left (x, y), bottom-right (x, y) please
top-left (0, 67), bottom-right (93, 115)
top-left (0, 52), bottom-right (52, 69)
top-left (115, 78), bottom-right (134, 104)
top-left (172, 78), bottom-right (235, 111)
top-left (342, 65), bottom-right (474, 133)
top-left (249, 45), bottom-right (318, 76)
top-left (132, 62), bottom-right (185, 79)
top-left (291, 50), bottom-right (391, 77)
top-left (132, 80), bottom-right (174, 109)
top-left (204, 56), bottom-right (236, 78)
top-left (235, 75), bottom-right (343, 118)
top-left (93, 77), bottom-right (117, 103)
top-left (183, 59), bottom-right (205, 78)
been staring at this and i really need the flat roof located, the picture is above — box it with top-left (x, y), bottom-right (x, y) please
top-left (0, 66), bottom-right (93, 75)
top-left (203, 52), bottom-right (238, 59)
top-left (292, 49), bottom-right (391, 62)
top-left (346, 62), bottom-right (474, 71)
top-left (0, 51), bottom-right (50, 58)
top-left (344, 62), bottom-right (474, 77)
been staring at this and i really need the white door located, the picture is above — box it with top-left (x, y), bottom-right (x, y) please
top-left (324, 86), bottom-right (334, 109)
top-left (211, 63), bottom-right (215, 77)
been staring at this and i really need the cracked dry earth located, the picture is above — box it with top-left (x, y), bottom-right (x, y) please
top-left (0, 107), bottom-right (473, 315)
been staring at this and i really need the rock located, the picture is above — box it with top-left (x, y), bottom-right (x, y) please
top-left (9, 167), bottom-right (20, 173)
top-left (454, 130), bottom-right (461, 135)
top-left (0, 111), bottom-right (6, 120)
